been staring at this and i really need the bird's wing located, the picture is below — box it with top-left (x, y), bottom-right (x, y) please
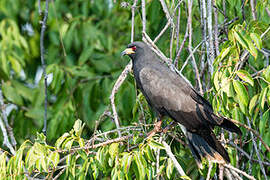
top-left (139, 66), bottom-right (227, 129)
top-left (139, 66), bottom-right (202, 129)
top-left (139, 67), bottom-right (194, 112)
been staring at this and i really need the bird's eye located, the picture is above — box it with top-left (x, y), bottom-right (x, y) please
top-left (132, 46), bottom-right (137, 51)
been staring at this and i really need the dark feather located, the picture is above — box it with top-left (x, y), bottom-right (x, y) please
top-left (124, 41), bottom-right (241, 165)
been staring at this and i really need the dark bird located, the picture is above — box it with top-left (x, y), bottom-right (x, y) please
top-left (121, 41), bottom-right (242, 166)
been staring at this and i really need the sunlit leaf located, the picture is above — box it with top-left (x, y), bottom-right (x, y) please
top-left (250, 33), bottom-right (262, 50)
top-left (49, 152), bottom-right (59, 168)
top-left (249, 94), bottom-right (258, 115)
top-left (109, 143), bottom-right (119, 159)
top-left (236, 70), bottom-right (254, 86)
top-left (259, 87), bottom-right (268, 109)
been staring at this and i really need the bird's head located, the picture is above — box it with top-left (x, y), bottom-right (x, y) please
top-left (121, 41), bottom-right (147, 60)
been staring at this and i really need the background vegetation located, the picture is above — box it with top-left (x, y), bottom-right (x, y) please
top-left (0, 0), bottom-right (269, 179)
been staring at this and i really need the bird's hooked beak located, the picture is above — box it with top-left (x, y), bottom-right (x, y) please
top-left (121, 48), bottom-right (135, 56)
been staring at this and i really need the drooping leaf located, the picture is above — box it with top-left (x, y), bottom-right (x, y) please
top-left (233, 80), bottom-right (249, 107)
top-left (249, 94), bottom-right (258, 115)
top-left (259, 87), bottom-right (268, 109)
top-left (236, 70), bottom-right (254, 86)
top-left (250, 33), bottom-right (262, 50)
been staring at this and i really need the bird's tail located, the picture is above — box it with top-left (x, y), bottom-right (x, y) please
top-left (186, 129), bottom-right (229, 168)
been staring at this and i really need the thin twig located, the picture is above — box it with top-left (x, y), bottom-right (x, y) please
top-left (187, 0), bottom-right (203, 94)
top-left (110, 62), bottom-right (132, 137)
top-left (246, 117), bottom-right (267, 179)
top-left (219, 164), bottom-right (224, 180)
top-left (156, 137), bottom-right (162, 180)
top-left (153, 21), bottom-right (172, 43)
top-left (224, 164), bottom-right (256, 180)
top-left (40, 0), bottom-right (50, 136)
top-left (154, 1), bottom-right (182, 44)
top-left (176, 6), bottom-right (181, 55)
top-left (131, 0), bottom-right (138, 42)
top-left (228, 141), bottom-right (270, 166)
top-left (180, 40), bottom-right (204, 73)
top-left (250, 0), bottom-right (257, 20)
top-left (141, 0), bottom-right (146, 33)
top-left (0, 84), bottom-right (16, 147)
top-left (0, 116), bottom-right (15, 155)
top-left (174, 19), bottom-right (188, 66)
top-left (159, 0), bottom-right (172, 22)
top-left (213, 0), bottom-right (220, 56)
top-left (207, 0), bottom-right (215, 75)
top-left (206, 162), bottom-right (213, 180)
top-left (229, 118), bottom-right (270, 153)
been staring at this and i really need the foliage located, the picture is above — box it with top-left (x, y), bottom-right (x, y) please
top-left (0, 120), bottom-right (196, 179)
top-left (0, 0), bottom-right (269, 179)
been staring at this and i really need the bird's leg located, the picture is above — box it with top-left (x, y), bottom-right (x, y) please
top-left (147, 115), bottom-right (163, 138)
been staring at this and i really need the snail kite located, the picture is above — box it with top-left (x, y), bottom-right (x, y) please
top-left (122, 41), bottom-right (242, 166)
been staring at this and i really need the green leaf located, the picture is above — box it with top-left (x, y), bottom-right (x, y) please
top-left (215, 46), bottom-right (231, 64)
top-left (73, 119), bottom-right (85, 137)
top-left (63, 137), bottom-right (74, 150)
top-left (233, 30), bottom-right (248, 49)
top-left (249, 94), bottom-right (258, 115)
top-left (8, 55), bottom-right (21, 75)
top-left (221, 78), bottom-right (234, 97)
top-left (236, 70), bottom-right (254, 86)
top-left (134, 152), bottom-right (146, 180)
top-left (2, 82), bottom-right (23, 105)
top-left (263, 66), bottom-right (270, 82)
top-left (213, 70), bottom-right (220, 90)
top-left (166, 158), bottom-right (174, 179)
top-left (55, 133), bottom-right (70, 149)
top-left (149, 140), bottom-right (165, 149)
top-left (109, 143), bottom-right (119, 159)
top-left (233, 80), bottom-right (249, 107)
top-left (259, 87), bottom-right (268, 109)
top-left (121, 153), bottom-right (133, 174)
top-left (0, 152), bottom-right (7, 176)
top-left (145, 146), bottom-right (155, 162)
top-left (250, 33), bottom-right (262, 50)
top-left (49, 152), bottom-right (60, 168)
top-left (78, 47), bottom-right (93, 65)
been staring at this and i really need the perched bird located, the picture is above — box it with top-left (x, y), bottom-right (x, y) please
top-left (121, 41), bottom-right (242, 166)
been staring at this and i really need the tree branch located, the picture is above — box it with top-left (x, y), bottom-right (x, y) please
top-left (40, 0), bottom-right (50, 136)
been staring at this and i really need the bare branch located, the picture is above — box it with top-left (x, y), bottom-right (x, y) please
top-left (224, 164), bottom-right (256, 180)
top-left (250, 0), bottom-right (257, 20)
top-left (187, 0), bottom-right (203, 94)
top-left (159, 0), bottom-right (172, 22)
top-left (110, 62), bottom-right (132, 136)
top-left (0, 116), bottom-right (15, 155)
top-left (131, 0), bottom-right (138, 42)
top-left (246, 117), bottom-right (267, 179)
top-left (153, 21), bottom-right (172, 43)
top-left (206, 162), bottom-right (213, 180)
top-left (40, 0), bottom-right (50, 136)
top-left (207, 0), bottom-right (215, 75)
top-left (141, 0), bottom-right (146, 33)
top-left (213, 0), bottom-right (220, 56)
top-left (0, 84), bottom-right (16, 147)
top-left (229, 119), bottom-right (270, 153)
